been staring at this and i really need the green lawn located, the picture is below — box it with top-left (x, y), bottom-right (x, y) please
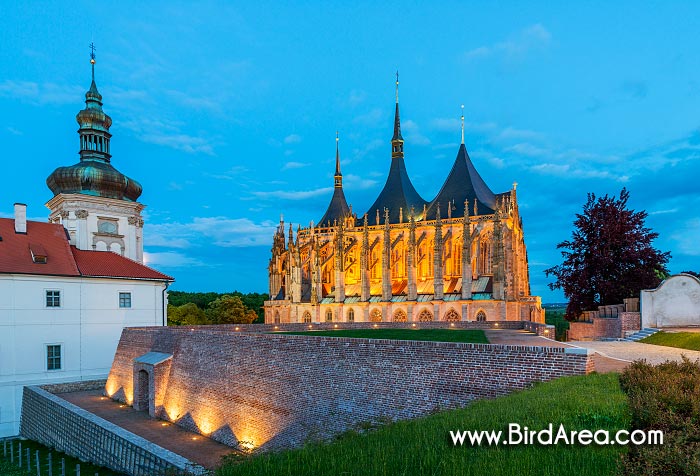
top-left (640, 331), bottom-right (700, 351)
top-left (278, 328), bottom-right (489, 343)
top-left (217, 373), bottom-right (628, 476)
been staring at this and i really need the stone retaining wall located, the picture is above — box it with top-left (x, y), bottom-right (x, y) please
top-left (19, 386), bottom-right (206, 476)
top-left (105, 325), bottom-right (592, 452)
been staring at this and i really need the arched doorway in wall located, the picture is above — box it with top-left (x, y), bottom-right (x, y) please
top-left (135, 369), bottom-right (149, 412)
top-left (444, 309), bottom-right (460, 322)
top-left (476, 310), bottom-right (487, 322)
top-left (370, 309), bottom-right (382, 322)
top-left (418, 309), bottom-right (433, 322)
top-left (393, 309), bottom-right (407, 322)
top-left (302, 311), bottom-right (312, 323)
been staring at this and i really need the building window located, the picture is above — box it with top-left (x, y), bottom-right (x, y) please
top-left (326, 309), bottom-right (333, 322)
top-left (418, 309), bottom-right (433, 322)
top-left (444, 309), bottom-right (460, 322)
top-left (274, 311), bottom-right (281, 323)
top-left (393, 309), bottom-right (407, 322)
top-left (476, 310), bottom-right (487, 322)
top-left (46, 290), bottom-right (61, 308)
top-left (347, 309), bottom-right (355, 322)
top-left (370, 309), bottom-right (382, 322)
top-left (119, 292), bottom-right (132, 308)
top-left (302, 311), bottom-right (312, 323)
top-left (47, 345), bottom-right (61, 370)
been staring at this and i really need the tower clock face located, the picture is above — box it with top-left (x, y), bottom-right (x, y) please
top-left (98, 220), bottom-right (118, 234)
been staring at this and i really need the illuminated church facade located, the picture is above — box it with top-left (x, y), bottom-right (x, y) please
top-left (264, 80), bottom-right (543, 324)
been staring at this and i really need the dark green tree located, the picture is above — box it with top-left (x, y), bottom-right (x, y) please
top-left (545, 188), bottom-right (670, 320)
top-left (206, 295), bottom-right (258, 324)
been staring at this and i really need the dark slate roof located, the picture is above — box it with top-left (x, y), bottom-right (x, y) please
top-left (365, 157), bottom-right (428, 225)
top-left (318, 187), bottom-right (351, 227)
top-left (425, 143), bottom-right (497, 219)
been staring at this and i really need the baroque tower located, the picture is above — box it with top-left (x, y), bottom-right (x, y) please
top-left (45, 45), bottom-right (145, 262)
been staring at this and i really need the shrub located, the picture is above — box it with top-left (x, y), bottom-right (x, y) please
top-left (618, 358), bottom-right (700, 475)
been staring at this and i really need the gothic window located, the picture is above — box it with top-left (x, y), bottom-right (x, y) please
top-left (454, 241), bottom-right (462, 276)
top-left (326, 309), bottom-right (333, 322)
top-left (479, 239), bottom-right (492, 275)
top-left (370, 309), bottom-right (382, 322)
top-left (418, 309), bottom-right (433, 322)
top-left (302, 311), bottom-right (312, 323)
top-left (274, 311), bottom-right (280, 324)
top-left (476, 310), bottom-right (487, 322)
top-left (393, 309), bottom-right (407, 322)
top-left (444, 309), bottom-right (460, 322)
top-left (347, 309), bottom-right (355, 322)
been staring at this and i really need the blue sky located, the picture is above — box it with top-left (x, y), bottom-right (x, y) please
top-left (1, 1), bottom-right (699, 302)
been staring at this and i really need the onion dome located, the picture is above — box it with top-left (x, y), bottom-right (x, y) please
top-left (318, 133), bottom-right (351, 227)
top-left (364, 73), bottom-right (427, 225)
top-left (46, 45), bottom-right (142, 202)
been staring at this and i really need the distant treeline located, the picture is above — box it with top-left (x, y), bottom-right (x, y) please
top-left (168, 290), bottom-right (268, 325)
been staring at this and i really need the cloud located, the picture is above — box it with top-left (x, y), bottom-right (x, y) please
top-left (252, 187), bottom-right (333, 200)
top-left (347, 89), bottom-right (367, 107)
top-left (0, 80), bottom-right (83, 105)
top-left (120, 118), bottom-right (215, 155)
top-left (670, 218), bottom-right (700, 257)
top-left (402, 119), bottom-right (431, 145)
top-left (344, 174), bottom-right (378, 189)
top-left (506, 142), bottom-right (550, 157)
top-left (143, 251), bottom-right (207, 268)
top-left (284, 134), bottom-right (302, 144)
top-left (147, 216), bottom-right (277, 249)
top-left (353, 108), bottom-right (384, 126)
top-left (166, 89), bottom-right (222, 112)
top-left (282, 161), bottom-right (310, 170)
top-left (498, 127), bottom-right (543, 141)
top-left (463, 23), bottom-right (551, 62)
top-left (6, 127), bottom-right (22, 135)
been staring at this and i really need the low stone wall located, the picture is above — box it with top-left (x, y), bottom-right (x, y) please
top-left (19, 386), bottom-right (206, 476)
top-left (106, 326), bottom-right (593, 452)
top-left (187, 320), bottom-right (529, 333)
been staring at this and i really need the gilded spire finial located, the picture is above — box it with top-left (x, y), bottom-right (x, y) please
top-left (89, 42), bottom-right (96, 81)
top-left (395, 71), bottom-right (399, 104)
top-left (461, 104), bottom-right (465, 145)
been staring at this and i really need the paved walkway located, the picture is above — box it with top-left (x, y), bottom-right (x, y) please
top-left (568, 340), bottom-right (700, 365)
top-left (484, 329), bottom-right (629, 373)
top-left (59, 390), bottom-right (235, 469)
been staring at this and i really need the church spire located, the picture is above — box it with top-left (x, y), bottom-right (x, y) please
top-left (76, 43), bottom-right (112, 163)
top-left (461, 104), bottom-right (465, 145)
top-left (334, 131), bottom-right (342, 187)
top-left (391, 71), bottom-right (404, 159)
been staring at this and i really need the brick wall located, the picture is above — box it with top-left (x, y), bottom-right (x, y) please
top-left (19, 386), bottom-right (206, 476)
top-left (106, 326), bottom-right (593, 452)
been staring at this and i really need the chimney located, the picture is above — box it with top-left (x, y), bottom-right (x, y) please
top-left (14, 203), bottom-right (27, 234)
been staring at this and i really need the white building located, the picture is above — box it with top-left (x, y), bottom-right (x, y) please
top-left (0, 52), bottom-right (173, 437)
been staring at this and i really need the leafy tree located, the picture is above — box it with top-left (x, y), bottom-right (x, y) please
top-left (167, 290), bottom-right (267, 322)
top-left (167, 302), bottom-right (208, 326)
top-left (545, 188), bottom-right (670, 320)
top-left (206, 295), bottom-right (258, 324)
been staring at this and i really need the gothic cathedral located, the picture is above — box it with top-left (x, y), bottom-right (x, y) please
top-left (265, 79), bottom-right (543, 324)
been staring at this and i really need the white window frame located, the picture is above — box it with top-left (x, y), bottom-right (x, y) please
top-left (45, 289), bottom-right (62, 308)
top-left (46, 343), bottom-right (63, 371)
top-left (118, 291), bottom-right (132, 309)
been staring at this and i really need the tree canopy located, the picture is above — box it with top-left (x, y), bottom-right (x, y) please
top-left (167, 290), bottom-right (267, 325)
top-left (545, 188), bottom-right (670, 320)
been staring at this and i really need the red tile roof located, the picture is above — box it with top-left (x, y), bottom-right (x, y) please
top-left (0, 218), bottom-right (172, 281)
top-left (0, 218), bottom-right (80, 276)
top-left (71, 247), bottom-right (173, 281)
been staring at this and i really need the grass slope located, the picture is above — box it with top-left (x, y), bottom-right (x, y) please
top-left (640, 331), bottom-right (700, 351)
top-left (277, 328), bottom-right (489, 343)
top-left (217, 374), bottom-right (628, 476)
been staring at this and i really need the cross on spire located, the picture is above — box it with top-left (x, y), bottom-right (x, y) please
top-left (89, 42), bottom-right (96, 81)
top-left (395, 70), bottom-right (399, 103)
